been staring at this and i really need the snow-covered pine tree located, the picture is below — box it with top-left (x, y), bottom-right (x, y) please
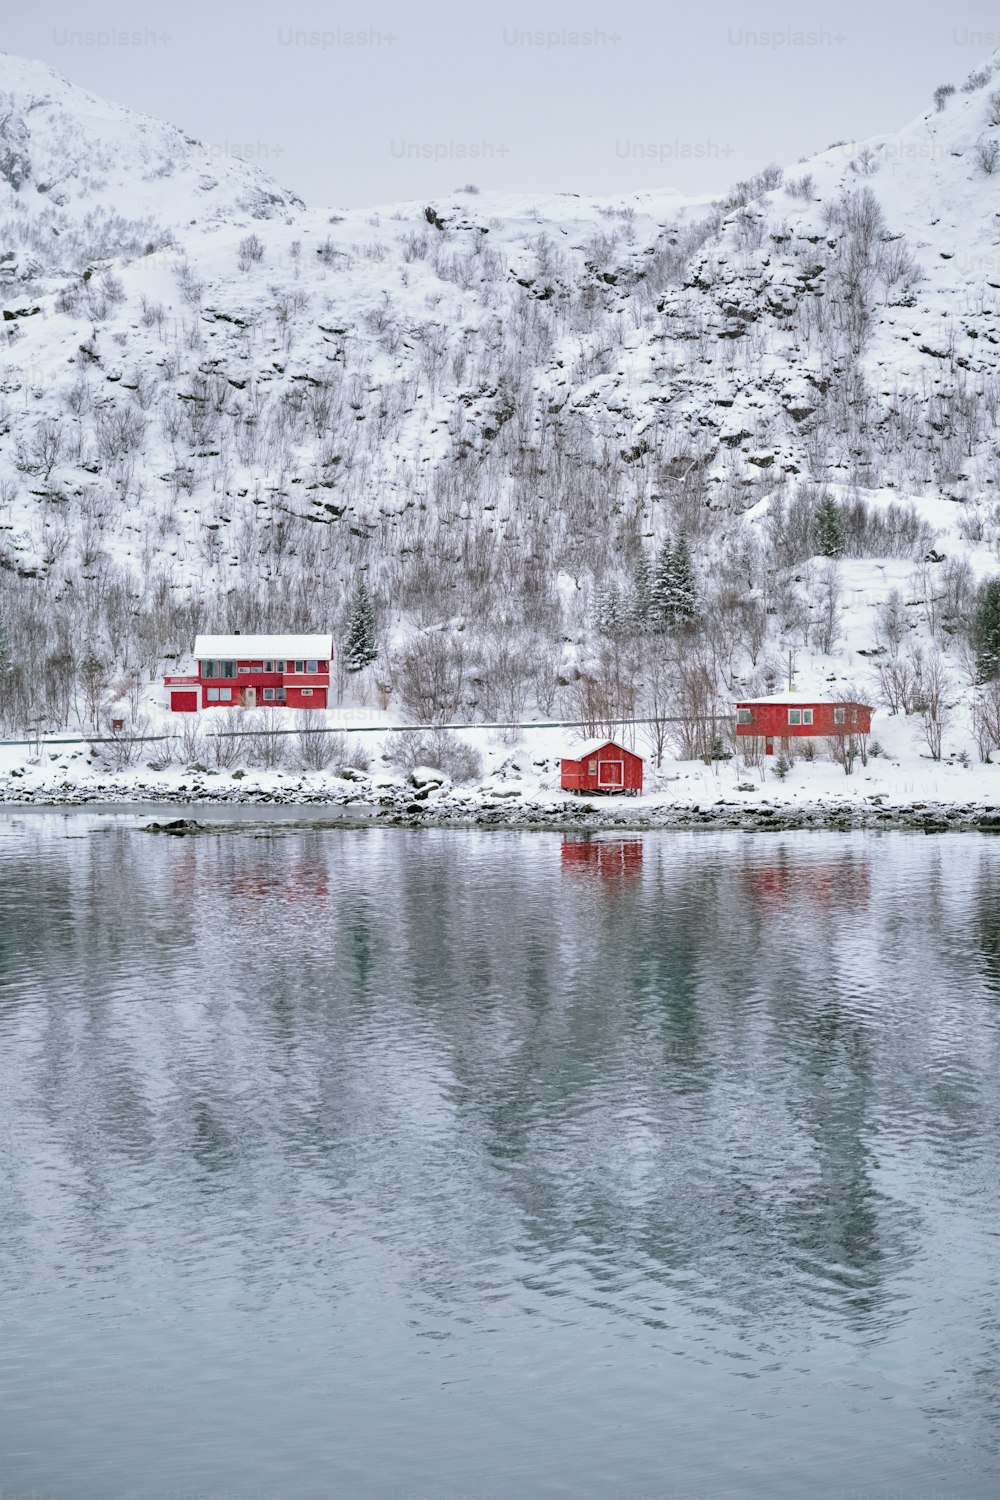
top-left (631, 554), bottom-right (654, 633)
top-left (670, 535), bottom-right (699, 621)
top-left (650, 539), bottom-right (676, 631)
top-left (344, 579), bottom-right (378, 671)
top-left (812, 494), bottom-right (845, 557)
top-left (975, 576), bottom-right (1000, 682)
top-left (595, 582), bottom-right (627, 637)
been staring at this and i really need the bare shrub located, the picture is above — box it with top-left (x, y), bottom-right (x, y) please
top-left (385, 728), bottom-right (481, 782)
top-left (826, 732), bottom-right (863, 776)
top-left (975, 137), bottom-right (1000, 175)
top-left (396, 633), bottom-right (466, 723)
top-left (963, 66), bottom-right (994, 93)
top-left (294, 711), bottom-right (337, 771)
top-left (238, 234), bottom-right (265, 271)
top-left (785, 173), bottom-right (815, 201)
top-left (208, 708), bottom-right (243, 769)
top-left (239, 709), bottom-right (286, 768)
top-left (178, 716), bottom-right (207, 765)
top-left (933, 83), bottom-right (956, 112)
top-left (988, 90), bottom-right (1000, 127)
top-left (877, 648), bottom-right (921, 716)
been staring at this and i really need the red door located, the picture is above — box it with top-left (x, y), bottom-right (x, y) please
top-left (171, 691), bottom-right (198, 713)
top-left (599, 759), bottom-right (624, 788)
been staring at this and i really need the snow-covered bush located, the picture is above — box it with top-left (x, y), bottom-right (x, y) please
top-left (385, 729), bottom-right (481, 783)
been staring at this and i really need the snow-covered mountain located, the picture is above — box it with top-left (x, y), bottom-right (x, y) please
top-left (2, 50), bottom-right (1000, 765)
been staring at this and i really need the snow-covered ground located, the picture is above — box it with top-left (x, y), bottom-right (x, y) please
top-left (2, 714), bottom-right (997, 828)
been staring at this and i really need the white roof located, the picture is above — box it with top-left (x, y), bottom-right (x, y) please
top-left (194, 634), bottom-right (333, 659)
top-left (736, 693), bottom-right (870, 706)
top-left (565, 738), bottom-right (633, 760)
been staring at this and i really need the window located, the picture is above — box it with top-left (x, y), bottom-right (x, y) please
top-left (737, 708), bottom-right (752, 725)
top-left (301, 688), bottom-right (313, 697)
top-left (834, 707), bottom-right (846, 725)
top-left (250, 665), bottom-right (262, 673)
top-left (851, 708), bottom-right (858, 723)
top-left (202, 660), bottom-right (217, 679)
top-left (588, 761), bottom-right (597, 772)
top-left (220, 661), bottom-right (236, 679)
top-left (263, 688), bottom-right (275, 702)
top-left (306, 659), bottom-right (318, 673)
top-left (802, 709), bottom-right (813, 725)
top-left (220, 688), bottom-right (232, 702)
top-left (276, 688), bottom-right (286, 703)
top-left (207, 688), bottom-right (220, 702)
top-left (238, 666), bottom-right (250, 674)
top-left (788, 709), bottom-right (802, 726)
top-left (293, 660), bottom-right (305, 674)
top-left (276, 660), bottom-right (285, 673)
top-left (263, 661), bottom-right (274, 673)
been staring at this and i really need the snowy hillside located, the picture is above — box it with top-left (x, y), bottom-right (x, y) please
top-left (2, 50), bottom-right (1000, 780)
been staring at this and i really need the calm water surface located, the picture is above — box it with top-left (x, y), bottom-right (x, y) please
top-left (1, 813), bottom-right (999, 1499)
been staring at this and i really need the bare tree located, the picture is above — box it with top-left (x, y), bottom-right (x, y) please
top-left (811, 561), bottom-right (842, 655)
top-left (917, 652), bottom-right (952, 760)
top-left (396, 633), bottom-right (466, 723)
top-left (973, 678), bottom-right (1000, 762)
top-left (638, 646), bottom-right (674, 768)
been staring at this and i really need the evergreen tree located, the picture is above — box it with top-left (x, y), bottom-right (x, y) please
top-left (344, 579), bottom-right (378, 671)
top-left (595, 582), bottom-right (627, 637)
top-left (650, 538), bottom-right (676, 631)
top-left (631, 554), bottom-right (654, 633)
top-left (812, 494), bottom-right (845, 557)
top-left (975, 575), bottom-right (1000, 682)
top-left (651, 536), bottom-right (699, 628)
top-left (670, 535), bottom-right (699, 620)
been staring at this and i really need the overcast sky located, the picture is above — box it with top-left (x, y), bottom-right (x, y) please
top-left (7, 0), bottom-right (1000, 207)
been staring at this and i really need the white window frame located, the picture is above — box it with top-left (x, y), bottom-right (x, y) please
top-left (301, 688), bottom-right (313, 698)
top-left (737, 708), bottom-right (752, 726)
top-left (788, 709), bottom-right (802, 726)
top-left (802, 708), bottom-right (813, 725)
top-left (220, 688), bottom-right (232, 702)
top-left (207, 688), bottom-right (220, 702)
top-left (833, 707), bottom-right (846, 725)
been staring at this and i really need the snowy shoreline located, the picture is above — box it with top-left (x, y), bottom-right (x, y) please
top-left (2, 774), bottom-right (998, 833)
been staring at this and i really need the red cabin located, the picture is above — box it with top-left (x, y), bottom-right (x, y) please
top-left (561, 739), bottom-right (643, 796)
top-left (735, 695), bottom-right (873, 755)
top-left (165, 633), bottom-right (333, 712)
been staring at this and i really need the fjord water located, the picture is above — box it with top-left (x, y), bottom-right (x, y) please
top-left (1, 815), bottom-right (999, 1499)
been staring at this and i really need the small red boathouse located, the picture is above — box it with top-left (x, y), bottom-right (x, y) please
top-left (561, 739), bottom-right (643, 795)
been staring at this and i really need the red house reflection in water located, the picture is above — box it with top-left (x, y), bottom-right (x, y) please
top-left (561, 837), bottom-right (644, 880)
top-left (745, 854), bottom-right (871, 910)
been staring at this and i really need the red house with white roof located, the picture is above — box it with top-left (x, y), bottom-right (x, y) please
top-left (735, 695), bottom-right (872, 755)
top-left (164, 634), bottom-right (333, 712)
